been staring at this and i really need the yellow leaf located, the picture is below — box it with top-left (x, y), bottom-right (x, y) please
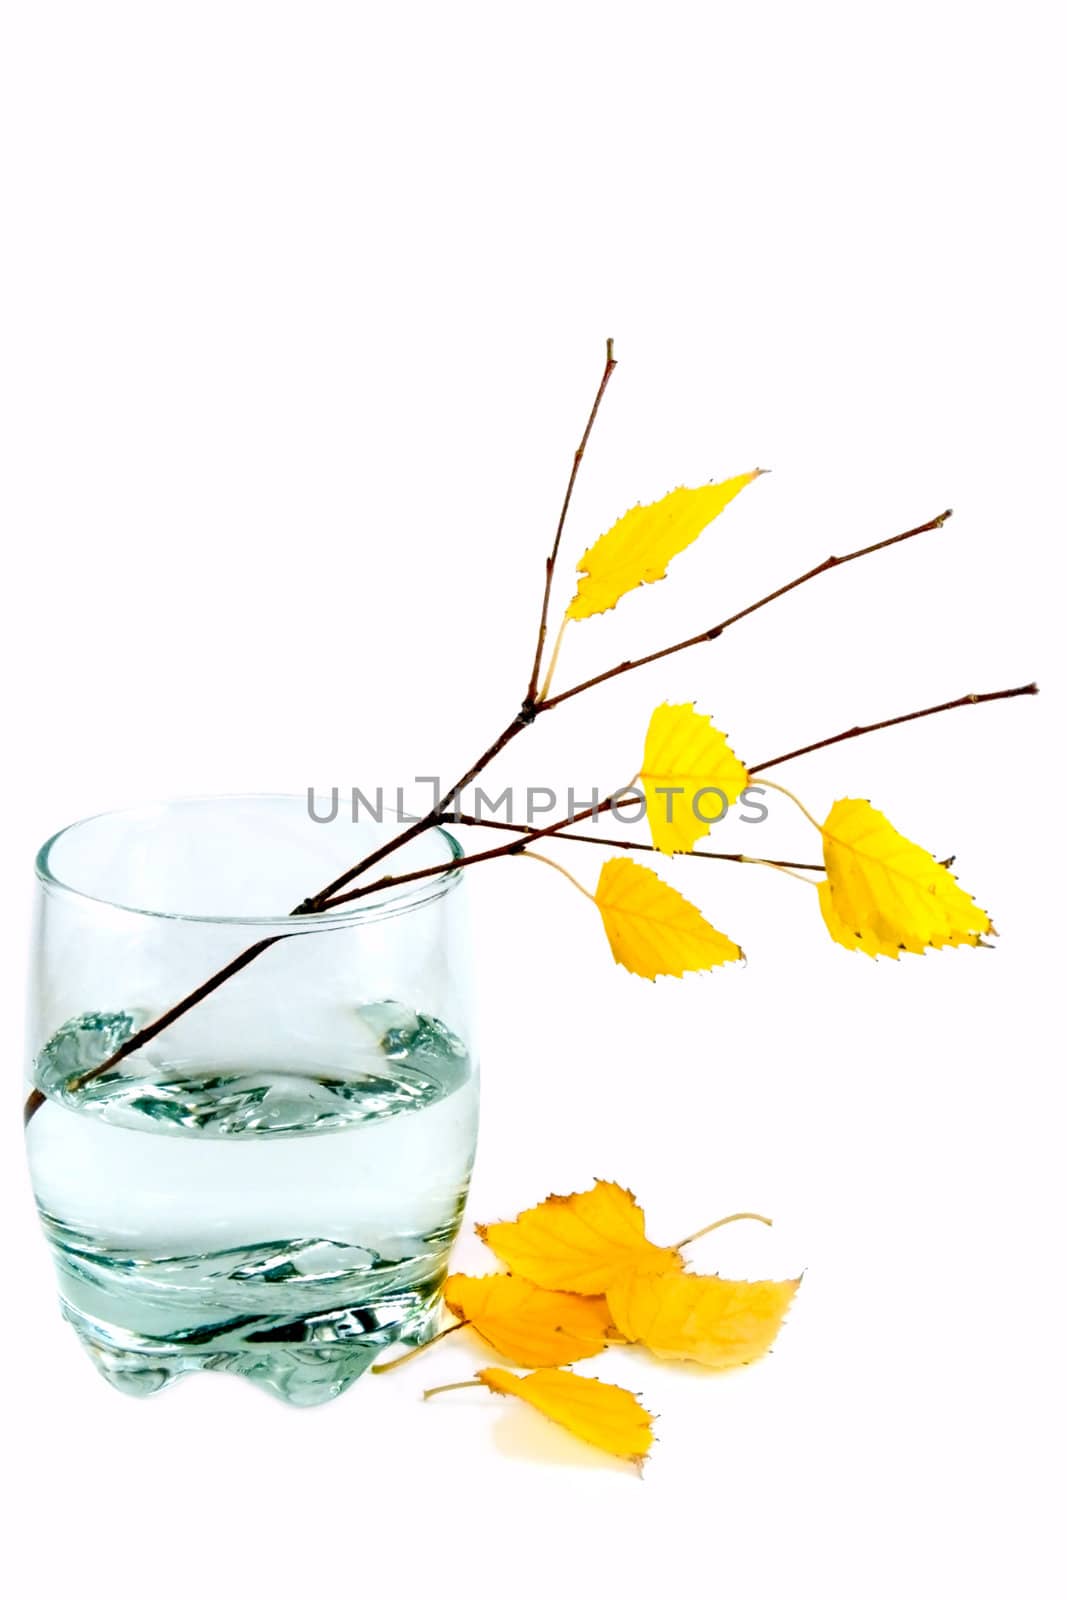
top-left (608, 1268), bottom-right (800, 1368)
top-left (819, 797), bottom-right (994, 959)
top-left (476, 1178), bottom-right (681, 1294)
top-left (443, 1273), bottom-right (612, 1366)
top-left (595, 856), bottom-right (743, 979)
top-left (477, 1366), bottom-right (654, 1465)
top-left (640, 701), bottom-right (750, 854)
top-left (565, 472), bottom-right (763, 621)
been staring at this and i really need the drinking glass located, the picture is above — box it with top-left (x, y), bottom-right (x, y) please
top-left (24, 796), bottom-right (478, 1405)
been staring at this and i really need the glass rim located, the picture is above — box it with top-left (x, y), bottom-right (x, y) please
top-left (34, 793), bottom-right (466, 929)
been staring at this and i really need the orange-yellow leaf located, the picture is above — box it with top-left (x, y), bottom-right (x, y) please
top-left (640, 701), bottom-right (750, 854)
top-left (819, 797), bottom-right (994, 959)
top-left (595, 856), bottom-right (743, 979)
top-left (565, 472), bottom-right (763, 621)
top-left (477, 1366), bottom-right (654, 1465)
top-left (608, 1268), bottom-right (800, 1367)
top-left (476, 1179), bottom-right (681, 1294)
top-left (443, 1273), bottom-right (612, 1366)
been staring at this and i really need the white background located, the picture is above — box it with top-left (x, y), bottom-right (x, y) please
top-left (1, 3), bottom-right (1063, 1595)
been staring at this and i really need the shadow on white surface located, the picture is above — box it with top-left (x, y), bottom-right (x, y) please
top-left (490, 1401), bottom-right (641, 1476)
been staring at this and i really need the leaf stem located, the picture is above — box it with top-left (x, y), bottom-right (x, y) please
top-left (422, 1379), bottom-right (485, 1401)
top-left (745, 858), bottom-right (820, 887)
top-left (536, 617), bottom-right (570, 704)
top-left (527, 338), bottom-right (617, 703)
top-left (371, 1320), bottom-right (468, 1374)
top-left (522, 849), bottom-right (597, 901)
top-left (757, 779), bottom-right (824, 832)
top-left (672, 1211), bottom-right (774, 1251)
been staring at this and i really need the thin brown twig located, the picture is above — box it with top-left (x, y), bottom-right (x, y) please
top-left (292, 339), bottom-right (618, 911)
top-left (292, 712), bottom-right (531, 911)
top-left (526, 337), bottom-right (617, 704)
top-left (749, 682), bottom-right (1039, 773)
top-left (538, 509), bottom-right (954, 711)
top-left (62, 934), bottom-right (286, 1097)
top-left (317, 797), bottom-right (621, 910)
top-left (452, 812), bottom-right (825, 873)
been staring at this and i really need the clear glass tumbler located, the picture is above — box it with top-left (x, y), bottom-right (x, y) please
top-left (24, 796), bottom-right (478, 1405)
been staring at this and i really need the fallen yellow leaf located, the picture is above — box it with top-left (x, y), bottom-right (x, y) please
top-left (443, 1273), bottom-right (612, 1366)
top-left (819, 797), bottom-right (993, 958)
top-left (595, 855), bottom-right (743, 978)
top-left (640, 701), bottom-right (750, 854)
top-left (476, 1366), bottom-right (654, 1465)
top-left (608, 1268), bottom-right (800, 1368)
top-left (477, 1178), bottom-right (681, 1294)
top-left (565, 472), bottom-right (763, 621)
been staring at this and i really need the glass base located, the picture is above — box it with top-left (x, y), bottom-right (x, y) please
top-left (60, 1289), bottom-right (441, 1406)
